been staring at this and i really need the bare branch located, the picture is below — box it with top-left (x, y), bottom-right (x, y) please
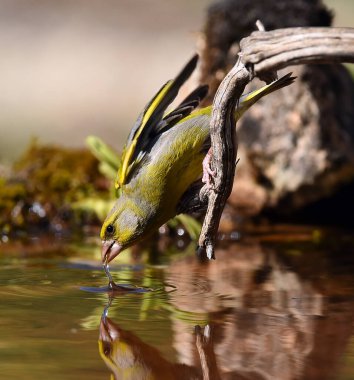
top-left (198, 26), bottom-right (354, 258)
top-left (198, 60), bottom-right (250, 259)
top-left (240, 27), bottom-right (354, 74)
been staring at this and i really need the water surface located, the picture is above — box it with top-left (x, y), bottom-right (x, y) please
top-left (1, 226), bottom-right (354, 379)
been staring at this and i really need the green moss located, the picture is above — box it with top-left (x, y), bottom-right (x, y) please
top-left (0, 140), bottom-right (110, 235)
top-left (0, 182), bottom-right (27, 202)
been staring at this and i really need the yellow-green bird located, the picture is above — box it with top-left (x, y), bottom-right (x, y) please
top-left (101, 55), bottom-right (294, 263)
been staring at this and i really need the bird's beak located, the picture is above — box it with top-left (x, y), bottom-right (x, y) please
top-left (99, 317), bottom-right (120, 342)
top-left (101, 240), bottom-right (122, 263)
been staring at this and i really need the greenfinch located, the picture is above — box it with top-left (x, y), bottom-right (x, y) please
top-left (101, 55), bottom-right (294, 263)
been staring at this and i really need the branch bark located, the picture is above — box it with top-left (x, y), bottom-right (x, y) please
top-left (240, 27), bottom-right (354, 74)
top-left (198, 26), bottom-right (354, 258)
top-left (198, 61), bottom-right (250, 259)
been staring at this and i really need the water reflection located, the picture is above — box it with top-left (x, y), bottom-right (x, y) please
top-left (97, 241), bottom-right (354, 380)
top-left (99, 314), bottom-right (214, 379)
top-left (99, 292), bottom-right (221, 379)
top-left (2, 233), bottom-right (352, 379)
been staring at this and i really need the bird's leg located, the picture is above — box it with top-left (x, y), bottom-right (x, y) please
top-left (202, 148), bottom-right (216, 188)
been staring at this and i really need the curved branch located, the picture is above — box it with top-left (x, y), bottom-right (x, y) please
top-left (198, 61), bottom-right (250, 259)
top-left (240, 27), bottom-right (354, 73)
top-left (198, 26), bottom-right (354, 258)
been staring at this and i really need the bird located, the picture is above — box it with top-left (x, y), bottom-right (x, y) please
top-left (99, 315), bottom-right (217, 379)
top-left (100, 55), bottom-right (294, 263)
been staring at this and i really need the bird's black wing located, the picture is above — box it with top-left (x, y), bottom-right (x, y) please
top-left (116, 55), bottom-right (208, 189)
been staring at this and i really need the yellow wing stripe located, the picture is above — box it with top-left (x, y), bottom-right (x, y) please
top-left (116, 142), bottom-right (137, 189)
top-left (141, 80), bottom-right (173, 128)
top-left (116, 80), bottom-right (174, 189)
top-left (241, 82), bottom-right (273, 103)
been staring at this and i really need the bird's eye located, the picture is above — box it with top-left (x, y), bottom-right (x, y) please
top-left (106, 224), bottom-right (114, 234)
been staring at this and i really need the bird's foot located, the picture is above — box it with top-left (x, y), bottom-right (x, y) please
top-left (202, 149), bottom-right (216, 189)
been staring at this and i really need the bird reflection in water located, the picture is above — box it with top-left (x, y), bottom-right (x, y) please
top-left (97, 240), bottom-right (354, 380)
top-left (98, 301), bottom-right (220, 379)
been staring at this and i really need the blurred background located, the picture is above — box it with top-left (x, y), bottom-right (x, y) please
top-left (0, 0), bottom-right (206, 163)
top-left (0, 0), bottom-right (352, 163)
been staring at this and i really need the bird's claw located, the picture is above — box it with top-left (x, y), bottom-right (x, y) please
top-left (202, 150), bottom-right (216, 189)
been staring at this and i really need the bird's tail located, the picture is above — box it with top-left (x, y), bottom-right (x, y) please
top-left (237, 72), bottom-right (295, 118)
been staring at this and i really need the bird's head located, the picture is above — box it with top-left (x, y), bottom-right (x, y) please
top-left (100, 197), bottom-right (150, 263)
top-left (100, 221), bottom-right (123, 264)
